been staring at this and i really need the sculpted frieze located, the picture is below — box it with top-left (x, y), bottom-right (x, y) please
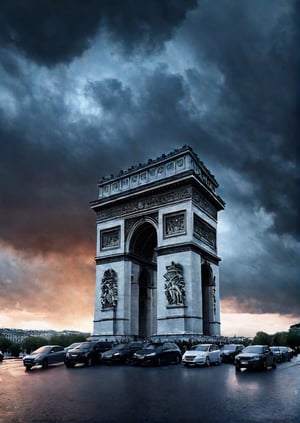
top-left (101, 227), bottom-right (120, 250)
top-left (164, 262), bottom-right (185, 306)
top-left (164, 211), bottom-right (186, 238)
top-left (101, 268), bottom-right (118, 309)
top-left (194, 214), bottom-right (216, 249)
top-left (96, 186), bottom-right (192, 221)
top-left (192, 188), bottom-right (217, 219)
top-left (98, 153), bottom-right (189, 199)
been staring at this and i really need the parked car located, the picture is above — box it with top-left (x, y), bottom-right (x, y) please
top-left (278, 346), bottom-right (292, 362)
top-left (23, 345), bottom-right (65, 370)
top-left (182, 343), bottom-right (222, 367)
top-left (221, 344), bottom-right (244, 363)
top-left (270, 346), bottom-right (282, 362)
top-left (64, 342), bottom-right (82, 352)
top-left (101, 342), bottom-right (144, 364)
top-left (235, 345), bottom-right (276, 371)
top-left (133, 342), bottom-right (182, 366)
top-left (64, 341), bottom-right (113, 367)
top-left (0, 350), bottom-right (3, 362)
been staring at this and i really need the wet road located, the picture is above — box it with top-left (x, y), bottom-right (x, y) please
top-left (0, 356), bottom-right (299, 423)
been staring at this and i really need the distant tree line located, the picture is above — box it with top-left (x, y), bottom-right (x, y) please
top-left (0, 333), bottom-right (88, 357)
top-left (252, 330), bottom-right (300, 348)
top-left (1, 329), bottom-right (299, 357)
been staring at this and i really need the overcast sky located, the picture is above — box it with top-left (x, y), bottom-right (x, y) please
top-left (0, 0), bottom-right (299, 337)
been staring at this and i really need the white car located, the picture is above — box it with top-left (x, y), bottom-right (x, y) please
top-left (182, 343), bottom-right (222, 367)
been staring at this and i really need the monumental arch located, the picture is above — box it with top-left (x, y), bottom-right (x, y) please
top-left (90, 146), bottom-right (225, 340)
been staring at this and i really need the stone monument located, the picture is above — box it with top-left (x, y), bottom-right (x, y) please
top-left (90, 146), bottom-right (225, 341)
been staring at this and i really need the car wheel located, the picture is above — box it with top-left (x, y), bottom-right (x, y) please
top-left (85, 357), bottom-right (92, 367)
top-left (42, 359), bottom-right (48, 369)
top-left (262, 360), bottom-right (268, 371)
top-left (174, 354), bottom-right (181, 364)
top-left (25, 365), bottom-right (32, 371)
top-left (235, 365), bottom-right (241, 372)
top-left (156, 358), bottom-right (162, 366)
top-left (65, 362), bottom-right (74, 368)
top-left (272, 362), bottom-right (277, 369)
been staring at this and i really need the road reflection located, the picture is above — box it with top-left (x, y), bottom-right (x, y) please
top-left (225, 368), bottom-right (261, 395)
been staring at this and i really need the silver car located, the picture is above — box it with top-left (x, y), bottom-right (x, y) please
top-left (23, 345), bottom-right (65, 371)
top-left (182, 343), bottom-right (222, 367)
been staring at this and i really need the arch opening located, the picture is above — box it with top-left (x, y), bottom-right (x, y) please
top-left (201, 262), bottom-right (215, 336)
top-left (129, 222), bottom-right (157, 338)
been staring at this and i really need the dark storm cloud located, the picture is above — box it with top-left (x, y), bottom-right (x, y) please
top-left (0, 0), bottom-right (299, 329)
top-left (182, 0), bottom-right (300, 240)
top-left (219, 224), bottom-right (300, 317)
top-left (0, 0), bottom-right (196, 65)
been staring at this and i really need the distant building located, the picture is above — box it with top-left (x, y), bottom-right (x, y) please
top-left (0, 328), bottom-right (88, 343)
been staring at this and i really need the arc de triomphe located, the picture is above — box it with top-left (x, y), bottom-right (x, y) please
top-left (90, 146), bottom-right (225, 341)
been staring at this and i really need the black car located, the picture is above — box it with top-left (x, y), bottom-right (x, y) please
top-left (101, 342), bottom-right (144, 364)
top-left (64, 341), bottom-right (113, 367)
top-left (0, 350), bottom-right (3, 362)
top-left (133, 342), bottom-right (182, 366)
top-left (234, 345), bottom-right (277, 372)
top-left (221, 344), bottom-right (244, 363)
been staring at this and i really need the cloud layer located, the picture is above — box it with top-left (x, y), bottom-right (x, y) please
top-left (0, 0), bottom-right (299, 334)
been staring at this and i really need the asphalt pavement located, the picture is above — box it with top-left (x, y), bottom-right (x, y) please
top-left (0, 356), bottom-right (299, 423)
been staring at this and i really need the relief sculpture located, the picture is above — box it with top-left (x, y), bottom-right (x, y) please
top-left (101, 269), bottom-right (118, 309)
top-left (164, 212), bottom-right (185, 237)
top-left (101, 227), bottom-right (120, 250)
top-left (164, 262), bottom-right (185, 306)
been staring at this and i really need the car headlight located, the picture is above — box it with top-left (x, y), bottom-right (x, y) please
top-left (146, 352), bottom-right (157, 357)
top-left (113, 353), bottom-right (121, 356)
top-left (252, 356), bottom-right (260, 360)
top-left (34, 355), bottom-right (41, 362)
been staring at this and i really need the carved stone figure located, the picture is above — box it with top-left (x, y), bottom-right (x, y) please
top-left (164, 262), bottom-right (185, 305)
top-left (101, 269), bottom-right (118, 309)
top-left (101, 228), bottom-right (120, 249)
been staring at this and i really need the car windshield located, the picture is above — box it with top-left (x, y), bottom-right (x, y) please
top-left (78, 343), bottom-right (93, 350)
top-left (223, 345), bottom-right (237, 351)
top-left (110, 344), bottom-right (128, 351)
top-left (191, 345), bottom-right (209, 352)
top-left (243, 346), bottom-right (263, 354)
top-left (66, 343), bottom-right (80, 349)
top-left (32, 346), bottom-right (50, 354)
top-left (144, 344), bottom-right (162, 351)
